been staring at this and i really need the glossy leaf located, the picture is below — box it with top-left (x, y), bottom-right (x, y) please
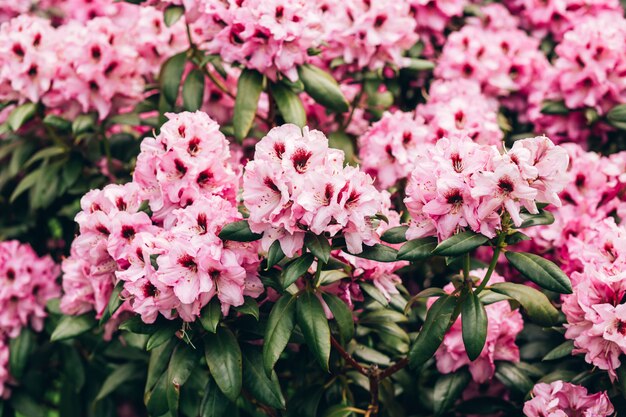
top-left (160, 52), bottom-right (187, 104)
top-left (270, 82), bottom-right (306, 127)
top-left (380, 226), bottom-right (409, 244)
top-left (352, 243), bottom-right (398, 263)
top-left (490, 282), bottom-right (559, 326)
top-left (182, 69), bottom-right (205, 111)
top-left (542, 340), bottom-right (574, 361)
top-left (204, 327), bottom-right (242, 401)
top-left (200, 299), bottom-right (222, 333)
top-left (322, 293), bottom-right (354, 343)
top-left (304, 233), bottom-right (331, 264)
top-left (607, 104), bottom-right (626, 130)
top-left (397, 237), bottom-right (438, 261)
top-left (517, 209), bottom-right (555, 229)
top-left (282, 253), bottom-right (314, 289)
top-left (462, 291), bottom-right (487, 361)
top-left (96, 362), bottom-right (144, 401)
top-left (166, 343), bottom-right (199, 416)
top-left (50, 314), bottom-right (96, 341)
top-left (433, 369), bottom-right (471, 416)
top-left (409, 295), bottom-right (457, 369)
top-left (199, 377), bottom-right (229, 417)
top-left (8, 102), bottom-right (37, 131)
top-left (263, 294), bottom-right (297, 376)
top-left (540, 100), bottom-right (569, 115)
top-left (218, 220), bottom-right (262, 242)
top-left (233, 69), bottom-right (264, 141)
top-left (432, 231), bottom-right (489, 257)
top-left (298, 64), bottom-right (349, 112)
top-left (297, 291), bottom-right (331, 372)
top-left (242, 346), bottom-right (286, 409)
top-left (234, 297), bottom-right (259, 320)
top-left (360, 282), bottom-right (389, 307)
top-left (164, 5), bottom-right (184, 27)
top-left (9, 329), bottom-right (34, 380)
top-left (495, 361), bottom-right (534, 394)
top-left (266, 240), bottom-right (285, 269)
top-left (146, 322), bottom-right (179, 351)
top-left (505, 251), bottom-right (572, 294)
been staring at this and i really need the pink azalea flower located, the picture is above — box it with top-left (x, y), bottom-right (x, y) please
top-left (523, 381), bottom-right (613, 417)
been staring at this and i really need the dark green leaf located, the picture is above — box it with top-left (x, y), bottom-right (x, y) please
top-left (119, 315), bottom-right (157, 334)
top-left (200, 299), bottom-right (222, 333)
top-left (542, 340), bottom-right (574, 361)
top-left (405, 58), bottom-right (435, 71)
top-left (9, 167), bottom-right (42, 203)
top-left (266, 240), bottom-right (285, 269)
top-left (263, 294), bottom-right (296, 375)
top-left (164, 5), bottom-right (184, 27)
top-left (62, 157), bottom-right (83, 188)
top-left (234, 297), bottom-right (259, 320)
top-left (9, 329), bottom-right (34, 379)
top-left (218, 220), bottom-right (262, 242)
top-left (540, 100), bottom-right (569, 115)
top-left (182, 69), bottom-right (205, 111)
top-left (322, 405), bottom-right (357, 417)
top-left (282, 253), bottom-right (314, 289)
top-left (607, 104), bottom-right (626, 130)
top-left (61, 345), bottom-right (85, 392)
top-left (8, 102), bottom-right (37, 131)
top-left (296, 291), bottom-right (331, 372)
top-left (380, 226), bottom-right (409, 244)
top-left (160, 52), bottom-right (187, 104)
top-left (432, 231), bottom-right (489, 256)
top-left (352, 243), bottom-right (397, 263)
top-left (50, 314), bottom-right (96, 341)
top-left (397, 237), bottom-right (438, 261)
top-left (146, 322), bottom-right (179, 351)
top-left (10, 392), bottom-right (45, 417)
top-left (146, 371), bottom-right (169, 416)
top-left (304, 233), bottom-right (331, 264)
top-left (328, 131), bottom-right (355, 162)
top-left (490, 282), bottom-right (559, 326)
top-left (146, 339), bottom-right (176, 394)
top-left (462, 291), bottom-right (487, 361)
top-left (204, 327), bottom-right (242, 401)
top-left (298, 64), bottom-right (349, 112)
top-left (517, 209), bottom-right (555, 229)
top-left (317, 270), bottom-right (348, 287)
top-left (505, 231), bottom-right (531, 245)
top-left (495, 361), bottom-right (533, 394)
top-left (322, 293), bottom-right (354, 343)
top-left (72, 114), bottom-right (96, 135)
top-left (270, 82), bottom-right (306, 127)
top-left (234, 69), bottom-right (264, 141)
top-left (167, 343), bottom-right (199, 416)
top-left (43, 114), bottom-right (71, 131)
top-left (409, 295), bottom-right (457, 369)
top-left (200, 377), bottom-right (229, 417)
top-left (505, 251), bottom-right (572, 294)
top-left (433, 369), bottom-right (471, 416)
top-left (360, 282), bottom-right (389, 307)
top-left (100, 280), bottom-right (125, 325)
top-left (404, 288), bottom-right (447, 314)
top-left (96, 362), bottom-right (144, 401)
top-left (242, 346), bottom-right (286, 409)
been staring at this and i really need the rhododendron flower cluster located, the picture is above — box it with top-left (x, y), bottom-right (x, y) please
top-left (243, 124), bottom-right (388, 257)
top-left (432, 270), bottom-right (524, 383)
top-left (62, 111), bottom-right (261, 323)
top-left (404, 135), bottom-right (568, 240)
top-left (435, 4), bottom-right (548, 112)
top-left (411, 0), bottom-right (467, 50)
top-left (184, 0), bottom-right (324, 81)
top-left (523, 381), bottom-right (614, 417)
top-left (320, 0), bottom-right (419, 74)
top-left (0, 10), bottom-right (185, 119)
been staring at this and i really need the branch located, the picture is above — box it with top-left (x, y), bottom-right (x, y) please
top-left (378, 357), bottom-right (409, 380)
top-left (330, 336), bottom-right (368, 376)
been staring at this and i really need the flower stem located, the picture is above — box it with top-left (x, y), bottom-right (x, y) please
top-left (475, 233), bottom-right (506, 295)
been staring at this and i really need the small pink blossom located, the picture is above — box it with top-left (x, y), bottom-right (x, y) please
top-left (523, 381), bottom-right (613, 417)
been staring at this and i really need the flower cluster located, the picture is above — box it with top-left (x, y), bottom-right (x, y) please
top-left (61, 112), bottom-right (261, 324)
top-left (411, 0), bottom-right (467, 51)
top-left (243, 124), bottom-right (388, 257)
top-left (527, 13), bottom-right (626, 143)
top-left (433, 270), bottom-right (524, 383)
top-left (0, 10), bottom-right (185, 120)
top-left (523, 381), bottom-right (614, 417)
top-left (435, 4), bottom-right (548, 112)
top-left (405, 135), bottom-right (569, 240)
top-left (0, 240), bottom-right (60, 398)
top-left (0, 0), bottom-right (30, 24)
top-left (185, 0), bottom-right (323, 81)
top-left (320, 0), bottom-right (419, 74)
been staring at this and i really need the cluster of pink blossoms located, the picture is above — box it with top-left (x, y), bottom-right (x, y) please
top-left (61, 112), bottom-right (262, 324)
top-left (433, 270), bottom-right (524, 383)
top-left (404, 135), bottom-right (569, 240)
top-left (243, 124), bottom-right (389, 257)
top-left (527, 13), bottom-right (626, 143)
top-left (435, 4), bottom-right (548, 113)
top-left (523, 381), bottom-right (613, 417)
top-left (410, 0), bottom-right (467, 52)
top-left (184, 0), bottom-right (323, 82)
top-left (0, 240), bottom-right (60, 398)
top-left (319, 0), bottom-right (418, 74)
top-left (0, 9), bottom-right (186, 120)
top-left (358, 79), bottom-right (502, 190)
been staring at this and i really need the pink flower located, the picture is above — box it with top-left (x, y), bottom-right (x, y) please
top-left (432, 270), bottom-right (524, 383)
top-left (523, 381), bottom-right (613, 417)
top-left (0, 339), bottom-right (10, 399)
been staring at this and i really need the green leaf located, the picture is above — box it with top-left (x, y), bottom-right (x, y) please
top-left (50, 314), bottom-right (96, 341)
top-left (164, 5), bottom-right (184, 27)
top-left (266, 240), bottom-right (285, 269)
top-left (119, 315), bottom-right (157, 334)
top-left (540, 100), bottom-right (569, 115)
top-left (72, 114), bottom-right (96, 135)
top-left (297, 291), bottom-right (331, 372)
top-left (146, 371), bottom-right (169, 416)
top-left (433, 369), bottom-right (471, 416)
top-left (409, 295), bottom-right (457, 369)
top-left (99, 280), bottom-right (125, 325)
top-left (242, 346), bottom-right (286, 409)
top-left (96, 362), bottom-right (144, 401)
top-left (167, 343), bottom-right (199, 416)
top-left (160, 52), bottom-right (187, 104)
top-left (234, 297), bottom-right (259, 320)
top-left (270, 82), bottom-right (306, 127)
top-left (323, 405), bottom-right (357, 417)
top-left (404, 288), bottom-right (447, 314)
top-left (61, 345), bottom-right (85, 392)
top-left (218, 220), bottom-right (262, 242)
top-left (317, 269), bottom-right (349, 287)
top-left (62, 157), bottom-right (83, 188)
top-left (298, 64), bottom-right (349, 112)
top-left (607, 104), bottom-right (626, 130)
top-left (495, 361), bottom-right (534, 394)
top-left (542, 340), bottom-right (574, 361)
top-left (360, 282), bottom-right (389, 307)
top-left (8, 102), bottom-right (37, 131)
top-left (328, 131), bottom-right (355, 162)
top-left (405, 58), bottom-right (435, 71)
top-left (282, 253), bottom-right (314, 289)
top-left (517, 209), bottom-right (555, 229)
top-left (43, 114), bottom-right (71, 131)
top-left (200, 299), bottom-right (222, 333)
top-left (462, 291), bottom-right (487, 361)
top-left (146, 322), bottom-right (179, 351)
top-left (304, 233), bottom-right (331, 264)
top-left (505, 251), bottom-right (572, 294)
top-left (10, 392), bottom-right (45, 417)
top-left (490, 282), bottom-right (559, 326)
top-left (233, 69), bottom-right (264, 141)
top-left (182, 69), bottom-right (205, 111)
top-left (9, 329), bottom-right (34, 380)
top-left (351, 243), bottom-right (397, 263)
top-left (432, 231), bottom-right (489, 256)
top-left (200, 377), bottom-right (229, 417)
top-left (380, 226), bottom-right (409, 244)
top-left (397, 237), bottom-right (438, 261)
top-left (204, 327), bottom-right (242, 401)
top-left (263, 294), bottom-right (297, 376)
top-left (322, 293), bottom-right (354, 343)
top-left (9, 167), bottom-right (42, 203)
top-left (146, 339), bottom-right (176, 395)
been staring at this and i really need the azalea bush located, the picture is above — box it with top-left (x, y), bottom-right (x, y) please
top-left (1, 1), bottom-right (626, 416)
